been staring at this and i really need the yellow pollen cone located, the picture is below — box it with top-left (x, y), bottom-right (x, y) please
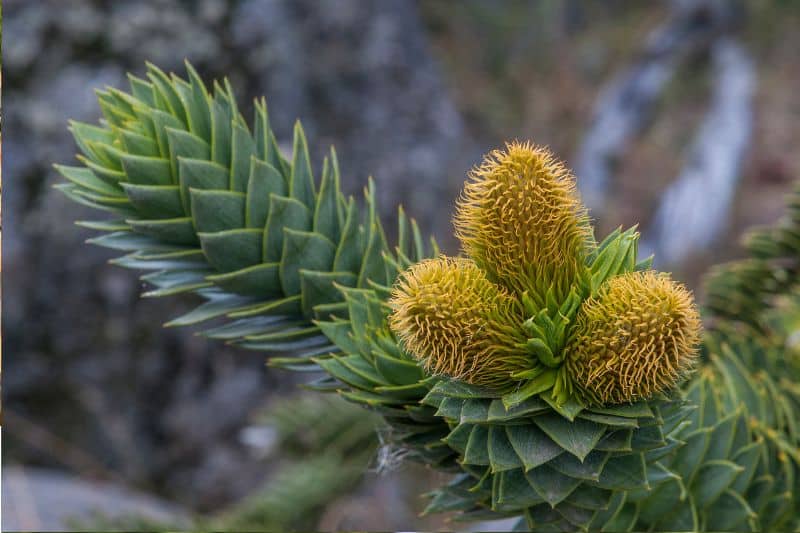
top-left (454, 141), bottom-right (590, 301)
top-left (388, 257), bottom-right (530, 389)
top-left (566, 271), bottom-right (702, 405)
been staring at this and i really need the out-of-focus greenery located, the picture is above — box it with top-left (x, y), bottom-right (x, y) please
top-left (216, 394), bottom-right (381, 531)
top-left (71, 393), bottom-right (382, 531)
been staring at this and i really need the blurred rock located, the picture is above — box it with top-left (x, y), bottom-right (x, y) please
top-left (2, 465), bottom-right (190, 531)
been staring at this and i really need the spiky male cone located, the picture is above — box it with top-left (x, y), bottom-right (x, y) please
top-left (454, 141), bottom-right (590, 301)
top-left (388, 257), bottom-right (530, 389)
top-left (567, 271), bottom-right (701, 405)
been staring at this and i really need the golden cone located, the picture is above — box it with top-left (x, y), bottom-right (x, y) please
top-left (388, 257), bottom-right (530, 389)
top-left (566, 271), bottom-right (701, 405)
top-left (454, 141), bottom-right (590, 301)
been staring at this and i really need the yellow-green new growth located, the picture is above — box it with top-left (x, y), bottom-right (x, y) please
top-left (567, 271), bottom-right (702, 405)
top-left (389, 257), bottom-right (529, 389)
top-left (454, 141), bottom-right (590, 303)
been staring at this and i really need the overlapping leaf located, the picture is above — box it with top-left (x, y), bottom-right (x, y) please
top-left (56, 62), bottom-right (434, 358)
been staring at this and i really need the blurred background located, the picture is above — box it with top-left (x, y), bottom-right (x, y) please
top-left (3, 0), bottom-right (799, 530)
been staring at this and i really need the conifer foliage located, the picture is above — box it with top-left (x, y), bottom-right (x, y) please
top-left (57, 63), bottom-right (799, 531)
top-left (56, 61), bottom-right (433, 359)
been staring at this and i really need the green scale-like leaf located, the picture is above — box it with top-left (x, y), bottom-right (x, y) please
top-left (56, 61), bottom-right (433, 354)
top-left (625, 341), bottom-right (800, 532)
top-left (417, 379), bottom-right (685, 528)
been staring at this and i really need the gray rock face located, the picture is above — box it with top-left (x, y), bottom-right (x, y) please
top-left (2, 466), bottom-right (190, 531)
top-left (4, 0), bottom-right (468, 510)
